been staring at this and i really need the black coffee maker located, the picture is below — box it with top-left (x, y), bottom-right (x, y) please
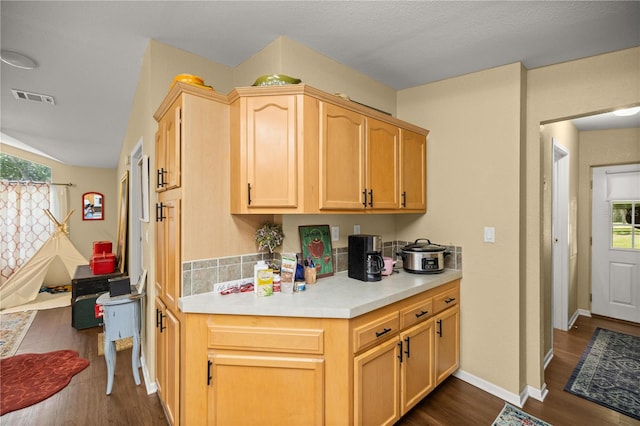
top-left (348, 234), bottom-right (384, 282)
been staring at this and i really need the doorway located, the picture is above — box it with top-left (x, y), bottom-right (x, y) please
top-left (552, 140), bottom-right (570, 331)
top-left (591, 164), bottom-right (640, 323)
top-left (129, 139), bottom-right (145, 286)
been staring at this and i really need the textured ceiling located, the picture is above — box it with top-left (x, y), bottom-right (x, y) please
top-left (1, 1), bottom-right (639, 168)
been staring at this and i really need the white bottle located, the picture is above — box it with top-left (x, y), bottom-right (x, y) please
top-left (254, 260), bottom-right (267, 294)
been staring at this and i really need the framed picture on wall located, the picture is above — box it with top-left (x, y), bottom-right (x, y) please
top-left (298, 224), bottom-right (334, 277)
top-left (116, 171), bottom-right (128, 274)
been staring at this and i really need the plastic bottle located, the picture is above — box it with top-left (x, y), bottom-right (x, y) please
top-left (254, 260), bottom-right (267, 294)
top-left (273, 273), bottom-right (281, 293)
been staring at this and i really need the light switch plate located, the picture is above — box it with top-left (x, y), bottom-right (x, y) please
top-left (331, 226), bottom-right (339, 241)
top-left (354, 224), bottom-right (361, 235)
top-left (484, 226), bottom-right (496, 243)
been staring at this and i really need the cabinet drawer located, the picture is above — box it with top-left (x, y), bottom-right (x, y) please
top-left (353, 312), bottom-right (399, 353)
top-left (433, 288), bottom-right (459, 314)
top-left (400, 298), bottom-right (433, 329)
top-left (209, 325), bottom-right (324, 355)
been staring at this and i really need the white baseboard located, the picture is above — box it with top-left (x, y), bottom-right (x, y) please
top-left (454, 369), bottom-right (524, 407)
top-left (578, 309), bottom-right (591, 318)
top-left (568, 310), bottom-right (581, 328)
top-left (454, 369), bottom-right (548, 407)
top-left (140, 350), bottom-right (158, 395)
top-left (527, 383), bottom-right (548, 402)
top-left (543, 348), bottom-right (553, 370)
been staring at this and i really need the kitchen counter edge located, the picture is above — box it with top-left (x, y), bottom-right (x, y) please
top-left (178, 269), bottom-right (462, 319)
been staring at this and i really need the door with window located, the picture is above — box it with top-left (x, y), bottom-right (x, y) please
top-left (592, 164), bottom-right (640, 323)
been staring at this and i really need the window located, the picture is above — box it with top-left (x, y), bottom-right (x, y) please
top-left (0, 154), bottom-right (53, 282)
top-left (611, 201), bottom-right (640, 250)
top-left (0, 153), bottom-right (51, 181)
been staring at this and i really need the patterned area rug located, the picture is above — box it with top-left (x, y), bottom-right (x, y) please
top-left (0, 311), bottom-right (37, 359)
top-left (0, 349), bottom-right (89, 415)
top-left (492, 403), bottom-right (551, 426)
top-left (565, 327), bottom-right (640, 420)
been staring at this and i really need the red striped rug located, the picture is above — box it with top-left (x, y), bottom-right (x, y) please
top-left (0, 349), bottom-right (89, 415)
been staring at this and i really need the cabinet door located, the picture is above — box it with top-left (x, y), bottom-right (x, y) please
top-left (155, 203), bottom-right (166, 299)
top-left (400, 319), bottom-right (435, 414)
top-left (245, 95), bottom-right (298, 208)
top-left (354, 337), bottom-right (401, 426)
top-left (320, 102), bottom-right (366, 210)
top-left (434, 304), bottom-right (460, 385)
top-left (400, 129), bottom-right (426, 210)
top-left (155, 125), bottom-right (166, 193)
top-left (156, 101), bottom-right (182, 192)
top-left (208, 353), bottom-right (324, 426)
top-left (155, 298), bottom-right (166, 403)
top-left (367, 118), bottom-right (399, 209)
top-left (164, 195), bottom-right (181, 311)
top-left (156, 299), bottom-right (180, 426)
top-left (165, 308), bottom-right (181, 426)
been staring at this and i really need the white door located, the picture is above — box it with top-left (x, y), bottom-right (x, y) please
top-left (592, 164), bottom-right (640, 323)
top-left (552, 141), bottom-right (570, 331)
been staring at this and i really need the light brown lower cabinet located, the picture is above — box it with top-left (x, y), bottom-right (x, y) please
top-left (155, 297), bottom-right (180, 426)
top-left (354, 319), bottom-right (435, 426)
top-left (207, 353), bottom-right (324, 426)
top-left (176, 279), bottom-right (460, 425)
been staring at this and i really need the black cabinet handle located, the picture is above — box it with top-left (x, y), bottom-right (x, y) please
top-left (402, 191), bottom-right (407, 208)
top-left (404, 336), bottom-right (411, 358)
top-left (398, 341), bottom-right (403, 363)
top-left (375, 327), bottom-right (392, 338)
top-left (362, 188), bottom-right (367, 208)
top-left (247, 183), bottom-right (252, 205)
top-left (155, 308), bottom-right (161, 328)
top-left (415, 310), bottom-right (429, 318)
top-left (207, 360), bottom-right (213, 386)
top-left (437, 319), bottom-right (443, 337)
top-left (159, 312), bottom-right (166, 332)
top-left (445, 297), bottom-right (456, 304)
top-left (368, 189), bottom-right (374, 207)
top-left (157, 168), bottom-right (167, 188)
top-left (155, 203), bottom-right (166, 222)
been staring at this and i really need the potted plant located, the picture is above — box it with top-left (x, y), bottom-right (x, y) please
top-left (254, 222), bottom-right (284, 254)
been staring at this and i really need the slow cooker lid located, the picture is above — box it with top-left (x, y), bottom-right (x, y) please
top-left (403, 238), bottom-right (446, 252)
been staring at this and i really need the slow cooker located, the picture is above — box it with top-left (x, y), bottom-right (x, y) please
top-left (398, 239), bottom-right (449, 274)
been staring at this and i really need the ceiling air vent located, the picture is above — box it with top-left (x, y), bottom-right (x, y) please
top-left (11, 89), bottom-right (55, 105)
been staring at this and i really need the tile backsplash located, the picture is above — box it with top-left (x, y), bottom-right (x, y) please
top-left (182, 241), bottom-right (462, 297)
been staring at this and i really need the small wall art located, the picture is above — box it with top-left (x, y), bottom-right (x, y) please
top-left (298, 224), bottom-right (334, 277)
top-left (82, 192), bottom-right (104, 220)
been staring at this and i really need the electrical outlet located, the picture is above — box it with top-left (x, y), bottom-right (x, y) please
top-left (331, 226), bottom-right (339, 241)
top-left (354, 224), bottom-right (361, 235)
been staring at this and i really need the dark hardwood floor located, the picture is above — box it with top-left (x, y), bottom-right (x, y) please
top-left (2, 307), bottom-right (638, 425)
top-left (398, 314), bottom-right (640, 426)
top-left (1, 306), bottom-right (167, 426)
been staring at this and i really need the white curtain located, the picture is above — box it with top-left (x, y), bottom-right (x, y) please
top-left (0, 181), bottom-right (53, 283)
top-left (49, 183), bottom-right (69, 224)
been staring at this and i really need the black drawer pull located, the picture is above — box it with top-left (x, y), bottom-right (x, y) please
top-left (445, 297), bottom-right (456, 304)
top-left (415, 310), bottom-right (429, 318)
top-left (375, 328), bottom-right (392, 338)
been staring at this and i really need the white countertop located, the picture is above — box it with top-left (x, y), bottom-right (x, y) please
top-left (179, 269), bottom-right (462, 319)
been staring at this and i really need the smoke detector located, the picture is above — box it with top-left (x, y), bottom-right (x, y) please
top-left (11, 89), bottom-right (55, 105)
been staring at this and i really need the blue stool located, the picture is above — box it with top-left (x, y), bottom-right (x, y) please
top-left (96, 292), bottom-right (144, 395)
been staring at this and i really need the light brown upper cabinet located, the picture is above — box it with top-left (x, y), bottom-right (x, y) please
top-left (400, 129), bottom-right (427, 211)
top-left (229, 84), bottom-right (427, 214)
top-left (155, 99), bottom-right (181, 192)
top-left (230, 88), bottom-right (320, 214)
top-left (319, 104), bottom-right (400, 210)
